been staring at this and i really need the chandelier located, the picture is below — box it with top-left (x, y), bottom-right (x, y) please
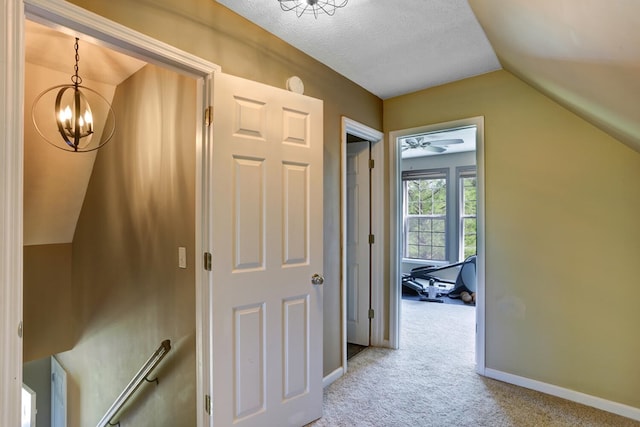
top-left (32, 37), bottom-right (115, 152)
top-left (278, 0), bottom-right (348, 18)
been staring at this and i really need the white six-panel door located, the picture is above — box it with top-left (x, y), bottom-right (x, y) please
top-left (346, 141), bottom-right (370, 347)
top-left (210, 72), bottom-right (323, 427)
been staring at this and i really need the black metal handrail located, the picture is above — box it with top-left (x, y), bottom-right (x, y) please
top-left (96, 339), bottom-right (172, 427)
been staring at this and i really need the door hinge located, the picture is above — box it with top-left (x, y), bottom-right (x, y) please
top-left (369, 159), bottom-right (375, 169)
top-left (368, 234), bottom-right (375, 245)
top-left (205, 394), bottom-right (212, 415)
top-left (204, 106), bottom-right (213, 126)
top-left (204, 252), bottom-right (212, 271)
top-left (368, 309), bottom-right (375, 319)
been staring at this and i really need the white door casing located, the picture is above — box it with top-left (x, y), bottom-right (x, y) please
top-left (388, 116), bottom-right (486, 373)
top-left (210, 72), bottom-right (323, 426)
top-left (1, 1), bottom-right (221, 425)
top-left (346, 141), bottom-right (370, 347)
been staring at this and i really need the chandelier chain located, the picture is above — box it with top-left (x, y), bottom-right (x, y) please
top-left (71, 37), bottom-right (82, 86)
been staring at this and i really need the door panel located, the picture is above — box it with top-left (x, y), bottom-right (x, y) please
top-left (210, 72), bottom-right (323, 427)
top-left (346, 141), bottom-right (371, 346)
top-left (234, 303), bottom-right (265, 419)
top-left (283, 295), bottom-right (309, 399)
top-left (282, 163), bottom-right (309, 265)
top-left (233, 157), bottom-right (265, 271)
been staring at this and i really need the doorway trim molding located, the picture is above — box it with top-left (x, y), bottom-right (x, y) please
top-left (1, 0), bottom-right (220, 425)
top-left (388, 116), bottom-right (486, 374)
top-left (340, 117), bottom-right (384, 375)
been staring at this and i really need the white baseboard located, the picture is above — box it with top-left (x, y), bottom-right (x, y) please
top-left (323, 366), bottom-right (344, 389)
top-left (484, 368), bottom-right (640, 422)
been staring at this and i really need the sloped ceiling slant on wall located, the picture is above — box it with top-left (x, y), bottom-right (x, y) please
top-left (468, 0), bottom-right (640, 153)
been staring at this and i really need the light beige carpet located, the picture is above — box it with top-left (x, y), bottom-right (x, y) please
top-left (308, 300), bottom-right (639, 427)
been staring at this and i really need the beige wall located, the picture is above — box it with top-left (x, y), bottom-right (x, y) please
top-left (68, 0), bottom-right (383, 377)
top-left (23, 244), bottom-right (74, 362)
top-left (57, 64), bottom-right (197, 426)
top-left (384, 70), bottom-right (640, 408)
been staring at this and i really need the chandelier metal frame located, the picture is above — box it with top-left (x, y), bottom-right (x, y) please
top-left (278, 0), bottom-right (348, 18)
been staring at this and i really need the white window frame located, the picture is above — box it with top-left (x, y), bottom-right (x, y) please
top-left (457, 166), bottom-right (477, 260)
top-left (402, 168), bottom-right (449, 263)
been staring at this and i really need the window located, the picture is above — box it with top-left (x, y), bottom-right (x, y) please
top-left (402, 169), bottom-right (448, 261)
top-left (459, 168), bottom-right (477, 259)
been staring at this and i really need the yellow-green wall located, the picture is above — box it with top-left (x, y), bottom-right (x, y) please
top-left (384, 70), bottom-right (640, 407)
top-left (57, 64), bottom-right (197, 426)
top-left (68, 0), bottom-right (383, 377)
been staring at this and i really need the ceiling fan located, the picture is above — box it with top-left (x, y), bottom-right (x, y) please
top-left (401, 136), bottom-right (464, 153)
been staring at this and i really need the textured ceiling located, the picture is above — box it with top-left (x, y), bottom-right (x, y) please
top-left (215, 0), bottom-right (502, 99)
top-left (218, 0), bottom-right (639, 152)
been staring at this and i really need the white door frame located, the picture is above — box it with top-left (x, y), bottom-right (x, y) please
top-left (388, 116), bottom-right (486, 374)
top-left (0, 1), bottom-right (220, 425)
top-left (340, 118), bottom-right (384, 374)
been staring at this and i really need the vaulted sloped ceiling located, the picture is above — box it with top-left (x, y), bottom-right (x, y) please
top-left (24, 21), bottom-right (147, 246)
top-left (468, 0), bottom-right (639, 152)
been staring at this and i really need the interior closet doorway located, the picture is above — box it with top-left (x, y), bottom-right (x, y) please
top-left (340, 118), bottom-right (384, 372)
top-left (345, 135), bottom-right (371, 356)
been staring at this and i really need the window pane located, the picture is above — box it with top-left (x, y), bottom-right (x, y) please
top-left (463, 218), bottom-right (477, 258)
top-left (432, 246), bottom-right (445, 260)
top-left (418, 231), bottom-right (430, 246)
top-left (432, 232), bottom-right (445, 247)
top-left (462, 177), bottom-right (477, 215)
top-left (403, 173), bottom-right (448, 262)
top-left (408, 245), bottom-right (420, 258)
top-left (459, 174), bottom-right (477, 259)
top-left (432, 219), bottom-right (445, 232)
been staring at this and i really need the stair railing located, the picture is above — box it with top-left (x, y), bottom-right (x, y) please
top-left (96, 339), bottom-right (172, 427)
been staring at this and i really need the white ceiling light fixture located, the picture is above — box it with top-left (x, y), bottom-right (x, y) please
top-left (32, 37), bottom-right (115, 152)
top-left (278, 0), bottom-right (348, 18)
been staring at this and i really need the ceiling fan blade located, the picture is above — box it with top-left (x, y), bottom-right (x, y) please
top-left (403, 138), bottom-right (418, 148)
top-left (428, 138), bottom-right (464, 146)
top-left (423, 145), bottom-right (446, 153)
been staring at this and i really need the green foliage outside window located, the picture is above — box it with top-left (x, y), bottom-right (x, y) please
top-left (404, 177), bottom-right (447, 261)
top-left (461, 176), bottom-right (477, 259)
